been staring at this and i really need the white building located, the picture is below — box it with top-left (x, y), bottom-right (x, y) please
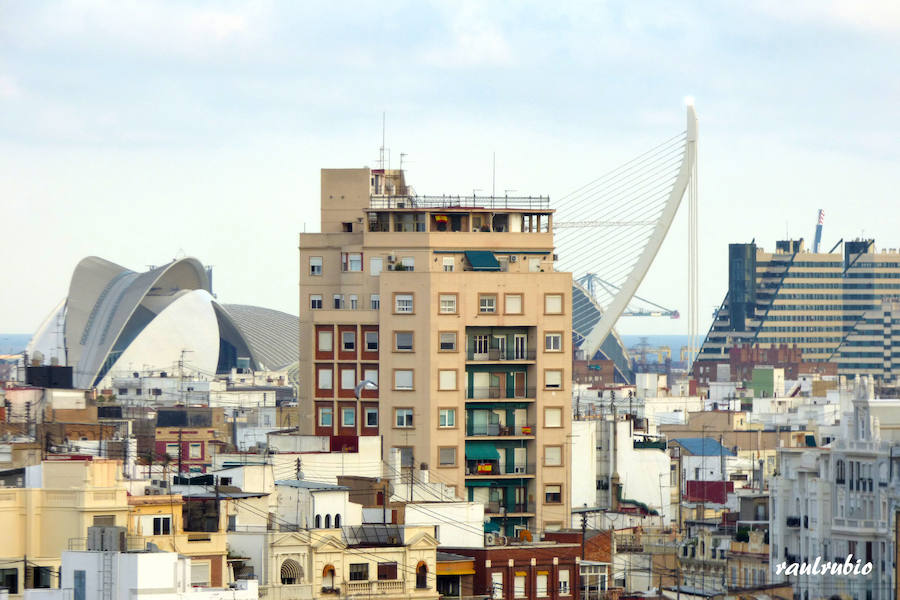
top-left (770, 377), bottom-right (899, 600)
top-left (570, 416), bottom-right (672, 526)
top-left (274, 479), bottom-right (363, 530)
top-left (403, 502), bottom-right (484, 547)
top-left (24, 550), bottom-right (257, 600)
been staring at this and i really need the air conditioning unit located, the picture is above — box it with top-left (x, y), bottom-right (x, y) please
top-left (553, 253), bottom-right (559, 261)
top-left (509, 255), bottom-right (518, 263)
top-left (485, 532), bottom-right (499, 546)
top-left (387, 255), bottom-right (396, 263)
top-left (514, 465), bottom-right (526, 474)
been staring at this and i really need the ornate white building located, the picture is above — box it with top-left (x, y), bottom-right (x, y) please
top-left (771, 377), bottom-right (899, 600)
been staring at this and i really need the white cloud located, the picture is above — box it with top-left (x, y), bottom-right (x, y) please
top-left (419, 2), bottom-right (513, 68)
top-left (0, 75), bottom-right (23, 99)
top-left (755, 0), bottom-right (900, 35)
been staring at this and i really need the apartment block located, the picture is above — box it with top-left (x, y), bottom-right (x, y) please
top-left (298, 167), bottom-right (573, 535)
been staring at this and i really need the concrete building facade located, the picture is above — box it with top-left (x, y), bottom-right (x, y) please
top-left (298, 167), bottom-right (573, 535)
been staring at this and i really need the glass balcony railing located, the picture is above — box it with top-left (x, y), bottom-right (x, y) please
top-left (466, 423), bottom-right (535, 437)
top-left (466, 387), bottom-right (535, 400)
top-left (467, 349), bottom-right (537, 361)
top-left (466, 461), bottom-right (536, 476)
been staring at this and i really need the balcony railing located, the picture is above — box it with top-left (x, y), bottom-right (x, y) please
top-left (467, 387), bottom-right (536, 400)
top-left (633, 439), bottom-right (667, 451)
top-left (485, 502), bottom-right (536, 514)
top-left (466, 462), bottom-right (536, 476)
top-left (369, 194), bottom-right (550, 211)
top-left (467, 423), bottom-right (536, 437)
top-left (467, 349), bottom-right (537, 361)
top-left (344, 580), bottom-right (404, 595)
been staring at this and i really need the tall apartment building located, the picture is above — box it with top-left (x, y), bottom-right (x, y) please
top-left (298, 167), bottom-right (573, 536)
top-left (696, 238), bottom-right (900, 382)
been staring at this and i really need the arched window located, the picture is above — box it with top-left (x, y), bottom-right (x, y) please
top-left (334, 513), bottom-right (341, 528)
top-left (280, 558), bottom-right (303, 585)
top-left (416, 561), bottom-right (428, 589)
top-left (324, 514), bottom-right (332, 528)
top-left (314, 514), bottom-right (321, 528)
top-left (322, 565), bottom-right (336, 589)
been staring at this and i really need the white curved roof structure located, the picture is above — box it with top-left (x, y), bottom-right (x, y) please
top-left (28, 256), bottom-right (299, 388)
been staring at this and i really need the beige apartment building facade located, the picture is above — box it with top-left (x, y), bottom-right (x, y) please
top-left (299, 167), bottom-right (572, 536)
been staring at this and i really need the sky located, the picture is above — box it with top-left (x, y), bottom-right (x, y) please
top-left (2, 0), bottom-right (898, 337)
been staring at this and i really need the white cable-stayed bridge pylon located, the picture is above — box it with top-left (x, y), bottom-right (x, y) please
top-left (555, 104), bottom-right (699, 369)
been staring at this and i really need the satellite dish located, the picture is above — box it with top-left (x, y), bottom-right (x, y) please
top-left (354, 379), bottom-right (378, 400)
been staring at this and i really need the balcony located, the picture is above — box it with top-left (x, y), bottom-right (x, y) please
top-left (467, 349), bottom-right (537, 362)
top-left (485, 502), bottom-right (536, 515)
top-left (369, 194), bottom-right (550, 211)
top-left (467, 387), bottom-right (536, 400)
top-left (344, 580), bottom-right (404, 595)
top-left (466, 423), bottom-right (535, 438)
top-left (466, 461), bottom-right (536, 477)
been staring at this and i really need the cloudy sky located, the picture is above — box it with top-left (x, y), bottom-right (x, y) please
top-left (2, 1), bottom-right (898, 336)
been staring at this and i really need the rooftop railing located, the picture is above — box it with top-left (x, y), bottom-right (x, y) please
top-left (369, 195), bottom-right (550, 211)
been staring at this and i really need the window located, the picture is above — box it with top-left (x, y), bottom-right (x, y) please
top-left (349, 563), bottom-right (369, 581)
top-left (544, 333), bottom-right (562, 351)
top-left (333, 294), bottom-right (344, 309)
top-left (341, 368), bottom-right (355, 390)
top-left (505, 294), bottom-right (522, 314)
top-left (370, 257), bottom-right (383, 276)
top-left (153, 516), bottom-right (171, 535)
top-left (73, 570), bottom-right (84, 600)
top-left (442, 256), bottom-right (455, 271)
top-left (438, 370), bottom-right (457, 391)
top-left (118, 387), bottom-right (127, 396)
top-left (363, 367), bottom-right (378, 386)
top-left (318, 407), bottom-right (333, 427)
top-left (439, 447), bottom-right (456, 466)
top-left (491, 572), bottom-right (503, 599)
top-left (189, 443), bottom-right (201, 459)
top-left (472, 335), bottom-right (489, 355)
top-left (310, 294), bottom-right (323, 309)
top-left (378, 562), bottom-right (398, 580)
top-left (396, 408), bottom-right (414, 427)
top-left (318, 367), bottom-right (333, 390)
top-left (544, 293), bottom-right (563, 314)
top-left (365, 331), bottom-right (378, 351)
top-left (514, 574), bottom-right (526, 598)
top-left (33, 566), bottom-right (52, 589)
top-left (365, 407), bottom-right (378, 427)
top-left (342, 407), bottom-right (356, 427)
top-left (309, 256), bottom-right (323, 275)
top-left (479, 294), bottom-right (497, 313)
top-left (395, 293), bottom-right (413, 313)
top-left (165, 443), bottom-right (179, 458)
top-left (559, 570), bottom-right (570, 595)
top-left (342, 331), bottom-right (356, 351)
top-left (439, 408), bottom-right (456, 428)
top-left (544, 484), bottom-right (562, 504)
top-left (544, 407), bottom-right (562, 428)
top-left (395, 331), bottom-right (414, 351)
top-left (544, 369), bottom-right (563, 389)
top-left (394, 370), bottom-right (413, 390)
top-left (191, 562), bottom-right (211, 587)
top-left (536, 573), bottom-right (548, 597)
top-left (318, 330), bottom-right (333, 352)
top-left (400, 256), bottom-right (415, 270)
top-left (439, 294), bottom-right (457, 314)
top-left (544, 446), bottom-right (562, 466)
top-left (349, 294), bottom-right (358, 309)
top-left (439, 332), bottom-right (457, 351)
top-left (342, 252), bottom-right (363, 272)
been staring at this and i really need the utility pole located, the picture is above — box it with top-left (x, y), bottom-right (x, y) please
top-left (580, 504), bottom-right (588, 560)
top-left (177, 428), bottom-right (183, 474)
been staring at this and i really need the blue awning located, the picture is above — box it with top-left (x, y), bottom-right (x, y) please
top-left (465, 442), bottom-right (500, 460)
top-left (464, 250), bottom-right (501, 271)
